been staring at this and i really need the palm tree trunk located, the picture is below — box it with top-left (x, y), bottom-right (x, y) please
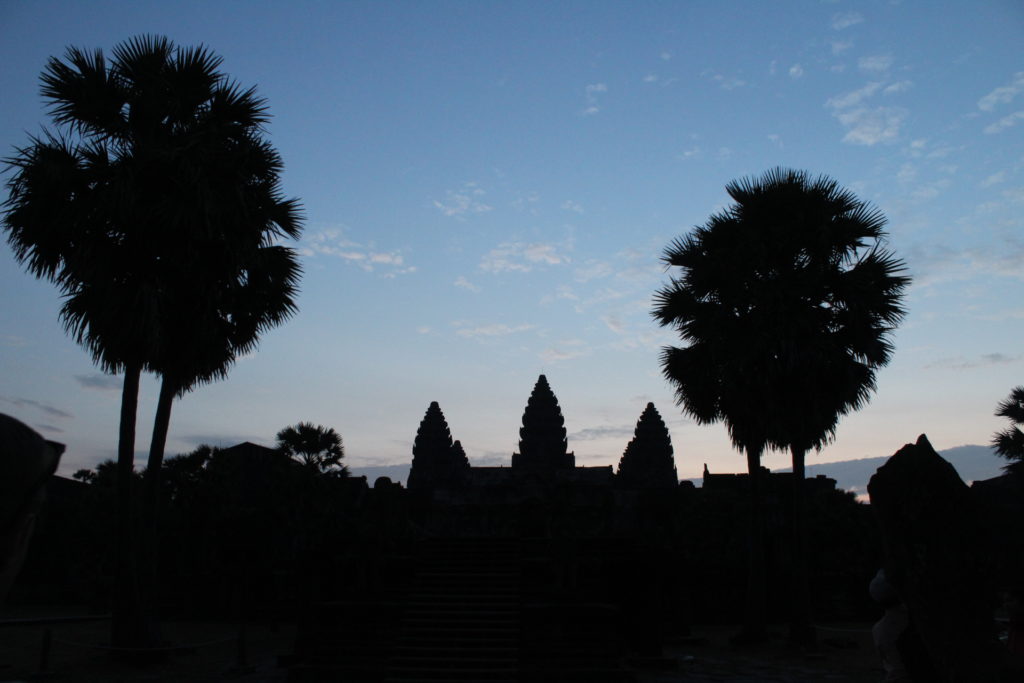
top-left (112, 362), bottom-right (144, 648)
top-left (140, 374), bottom-right (177, 645)
top-left (146, 374), bottom-right (177, 505)
top-left (741, 443), bottom-right (768, 642)
top-left (789, 445), bottom-right (815, 647)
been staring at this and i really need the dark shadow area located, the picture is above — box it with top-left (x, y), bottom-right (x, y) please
top-left (5, 378), bottom-right (897, 682)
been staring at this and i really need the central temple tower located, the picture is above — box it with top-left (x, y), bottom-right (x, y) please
top-left (511, 375), bottom-right (575, 472)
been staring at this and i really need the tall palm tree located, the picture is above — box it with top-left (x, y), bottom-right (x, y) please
top-left (3, 35), bottom-right (302, 647)
top-left (993, 387), bottom-right (1024, 474)
top-left (653, 168), bottom-right (909, 643)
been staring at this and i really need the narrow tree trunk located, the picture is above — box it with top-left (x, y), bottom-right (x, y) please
top-left (789, 445), bottom-right (815, 647)
top-left (140, 375), bottom-right (177, 644)
top-left (146, 375), bottom-right (177, 509)
top-left (112, 362), bottom-right (143, 648)
top-left (740, 443), bottom-right (768, 642)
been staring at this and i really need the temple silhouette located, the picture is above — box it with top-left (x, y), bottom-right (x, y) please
top-left (406, 375), bottom-right (679, 500)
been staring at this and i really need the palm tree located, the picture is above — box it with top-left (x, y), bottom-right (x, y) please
top-left (993, 387), bottom-right (1024, 474)
top-left (653, 168), bottom-right (909, 643)
top-left (3, 35), bottom-right (302, 647)
top-left (277, 422), bottom-right (348, 475)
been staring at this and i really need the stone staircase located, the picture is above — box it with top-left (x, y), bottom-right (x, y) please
top-left (385, 538), bottom-right (522, 683)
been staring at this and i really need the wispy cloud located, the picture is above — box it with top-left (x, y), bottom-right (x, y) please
top-left (336, 249), bottom-right (412, 274)
top-left (524, 244), bottom-right (564, 264)
top-left (583, 83), bottom-right (607, 115)
top-left (2, 335), bottom-right (27, 347)
top-left (568, 425), bottom-right (635, 442)
top-left (479, 241), bottom-right (569, 273)
top-left (660, 51), bottom-right (672, 61)
top-left (455, 322), bottom-right (534, 339)
top-left (858, 54), bottom-right (892, 73)
top-left (2, 396), bottom-right (72, 419)
top-left (981, 171), bottom-right (1006, 188)
top-left (433, 182), bottom-right (493, 217)
top-left (831, 12), bottom-right (864, 30)
top-left (826, 82), bottom-right (906, 145)
top-left (510, 191), bottom-right (541, 214)
top-left (560, 200), bottom-right (584, 214)
top-left (540, 284), bottom-right (580, 305)
top-left (788, 64), bottom-right (804, 79)
top-left (826, 82), bottom-right (882, 109)
top-left (883, 80), bottom-right (912, 94)
top-left (35, 423), bottom-right (64, 434)
top-left (702, 70), bottom-right (746, 90)
top-left (909, 178), bottom-right (951, 201)
top-left (539, 346), bottom-right (587, 363)
top-left (978, 72), bottom-right (1024, 111)
top-left (831, 40), bottom-right (853, 55)
top-left (984, 111), bottom-right (1024, 134)
top-left (908, 235), bottom-right (1024, 289)
top-left (925, 353), bottom-right (1019, 370)
top-left (602, 314), bottom-right (625, 334)
top-left (454, 276), bottom-right (481, 292)
top-left (75, 374), bottom-right (122, 391)
top-left (574, 260), bottom-right (614, 282)
top-left (300, 228), bottom-right (415, 275)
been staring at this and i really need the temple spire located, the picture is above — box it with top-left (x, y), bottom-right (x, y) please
top-left (408, 401), bottom-right (468, 490)
top-left (512, 375), bottom-right (575, 471)
top-left (617, 402), bottom-right (678, 488)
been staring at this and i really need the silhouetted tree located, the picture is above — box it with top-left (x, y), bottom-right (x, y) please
top-left (2, 35), bottom-right (302, 647)
top-left (277, 422), bottom-right (348, 475)
top-left (618, 403), bottom-right (678, 489)
top-left (653, 168), bottom-right (908, 643)
top-left (161, 445), bottom-right (217, 502)
top-left (993, 387), bottom-right (1024, 474)
top-left (72, 460), bottom-right (119, 487)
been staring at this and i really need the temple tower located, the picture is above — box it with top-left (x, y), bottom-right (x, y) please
top-left (407, 401), bottom-right (469, 490)
top-left (512, 375), bottom-right (575, 472)
top-left (617, 402), bottom-right (678, 488)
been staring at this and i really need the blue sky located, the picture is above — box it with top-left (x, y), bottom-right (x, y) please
top-left (1, 1), bottom-right (1022, 480)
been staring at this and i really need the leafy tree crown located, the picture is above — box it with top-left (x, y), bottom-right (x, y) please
top-left (653, 167), bottom-right (909, 456)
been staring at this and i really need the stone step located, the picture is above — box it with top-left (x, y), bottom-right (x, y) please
top-left (390, 656), bottom-right (517, 667)
top-left (381, 539), bottom-right (526, 683)
top-left (386, 680), bottom-right (517, 683)
top-left (401, 621), bottom-right (518, 632)
top-left (409, 591), bottom-right (520, 600)
top-left (397, 626), bottom-right (519, 638)
top-left (414, 573), bottom-right (519, 581)
top-left (405, 601), bottom-right (519, 610)
top-left (386, 665), bottom-right (518, 678)
top-left (392, 645), bottom-right (517, 656)
top-left (401, 618), bottom-right (520, 626)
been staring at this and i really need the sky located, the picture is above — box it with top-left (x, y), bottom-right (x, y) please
top-left (1, 1), bottom-right (1022, 482)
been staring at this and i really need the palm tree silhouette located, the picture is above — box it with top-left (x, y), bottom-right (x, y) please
top-left (277, 422), bottom-right (348, 474)
top-left (3, 35), bottom-right (302, 646)
top-left (993, 387), bottom-right (1024, 474)
top-left (653, 168), bottom-right (908, 643)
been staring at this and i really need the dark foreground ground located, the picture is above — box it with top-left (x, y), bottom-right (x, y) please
top-left (1, 606), bottom-right (883, 683)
